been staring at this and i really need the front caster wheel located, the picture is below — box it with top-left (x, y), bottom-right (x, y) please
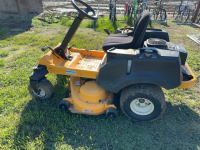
top-left (28, 79), bottom-right (54, 99)
top-left (120, 84), bottom-right (166, 122)
top-left (59, 100), bottom-right (70, 111)
top-left (106, 108), bottom-right (118, 119)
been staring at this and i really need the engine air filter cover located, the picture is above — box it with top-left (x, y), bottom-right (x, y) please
top-left (145, 38), bottom-right (167, 49)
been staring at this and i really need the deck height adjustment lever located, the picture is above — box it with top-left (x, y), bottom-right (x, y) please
top-left (68, 44), bottom-right (75, 50)
top-left (41, 45), bottom-right (60, 59)
top-left (41, 45), bottom-right (53, 51)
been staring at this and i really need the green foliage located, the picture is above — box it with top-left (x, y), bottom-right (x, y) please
top-left (31, 17), bottom-right (50, 27)
top-left (0, 30), bottom-right (9, 39)
top-left (9, 46), bottom-right (20, 51)
top-left (60, 17), bottom-right (74, 26)
top-left (0, 59), bottom-right (5, 66)
top-left (124, 16), bottom-right (134, 26)
top-left (0, 51), bottom-right (9, 57)
top-left (94, 17), bottom-right (121, 33)
top-left (60, 17), bottom-right (69, 26)
top-left (60, 16), bottom-right (125, 34)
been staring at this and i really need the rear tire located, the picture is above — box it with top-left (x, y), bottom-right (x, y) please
top-left (120, 84), bottom-right (166, 122)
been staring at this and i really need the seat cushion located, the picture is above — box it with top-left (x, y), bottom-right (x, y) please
top-left (102, 10), bottom-right (150, 52)
top-left (102, 34), bottom-right (133, 51)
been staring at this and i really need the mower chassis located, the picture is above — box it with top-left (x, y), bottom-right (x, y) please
top-left (38, 47), bottom-right (105, 79)
top-left (37, 47), bottom-right (196, 89)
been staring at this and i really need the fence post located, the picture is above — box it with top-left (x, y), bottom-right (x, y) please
top-left (191, 0), bottom-right (200, 23)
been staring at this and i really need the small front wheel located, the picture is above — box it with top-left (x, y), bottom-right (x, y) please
top-left (106, 108), bottom-right (118, 119)
top-left (59, 100), bottom-right (70, 111)
top-left (28, 79), bottom-right (54, 99)
top-left (120, 84), bottom-right (166, 122)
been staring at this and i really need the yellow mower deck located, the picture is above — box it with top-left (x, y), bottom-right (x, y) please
top-left (64, 76), bottom-right (115, 115)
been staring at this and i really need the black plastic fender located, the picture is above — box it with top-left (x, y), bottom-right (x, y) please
top-left (96, 49), bottom-right (182, 93)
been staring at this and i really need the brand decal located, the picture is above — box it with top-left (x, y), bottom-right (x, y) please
top-left (65, 70), bottom-right (76, 74)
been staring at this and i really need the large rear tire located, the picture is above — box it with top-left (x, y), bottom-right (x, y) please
top-left (120, 84), bottom-right (166, 122)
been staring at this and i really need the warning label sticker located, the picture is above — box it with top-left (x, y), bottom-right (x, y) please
top-left (82, 109), bottom-right (94, 113)
top-left (75, 81), bottom-right (80, 86)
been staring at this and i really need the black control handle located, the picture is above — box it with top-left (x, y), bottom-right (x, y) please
top-left (41, 46), bottom-right (49, 51)
top-left (104, 28), bottom-right (110, 35)
top-left (41, 45), bottom-right (53, 51)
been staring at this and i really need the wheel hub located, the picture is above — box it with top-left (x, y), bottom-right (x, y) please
top-left (130, 98), bottom-right (154, 115)
top-left (32, 88), bottom-right (45, 97)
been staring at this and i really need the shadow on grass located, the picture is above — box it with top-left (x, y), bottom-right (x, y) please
top-left (171, 20), bottom-right (198, 28)
top-left (13, 76), bottom-right (200, 149)
top-left (0, 17), bottom-right (33, 40)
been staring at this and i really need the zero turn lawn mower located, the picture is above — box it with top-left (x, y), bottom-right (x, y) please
top-left (28, 0), bottom-right (196, 121)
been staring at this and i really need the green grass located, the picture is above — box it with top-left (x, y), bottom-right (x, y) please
top-left (0, 59), bottom-right (5, 67)
top-left (0, 16), bottom-right (200, 150)
top-left (0, 29), bottom-right (8, 38)
top-left (60, 16), bottom-right (126, 34)
top-left (0, 51), bottom-right (9, 57)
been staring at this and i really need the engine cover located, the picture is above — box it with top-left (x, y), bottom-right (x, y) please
top-left (144, 38), bottom-right (167, 49)
top-left (144, 38), bottom-right (187, 65)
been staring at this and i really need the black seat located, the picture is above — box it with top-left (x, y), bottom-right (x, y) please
top-left (102, 10), bottom-right (150, 52)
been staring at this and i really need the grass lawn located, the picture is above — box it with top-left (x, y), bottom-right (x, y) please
top-left (0, 15), bottom-right (200, 150)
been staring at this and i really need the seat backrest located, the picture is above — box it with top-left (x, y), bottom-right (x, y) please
top-left (130, 10), bottom-right (150, 48)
